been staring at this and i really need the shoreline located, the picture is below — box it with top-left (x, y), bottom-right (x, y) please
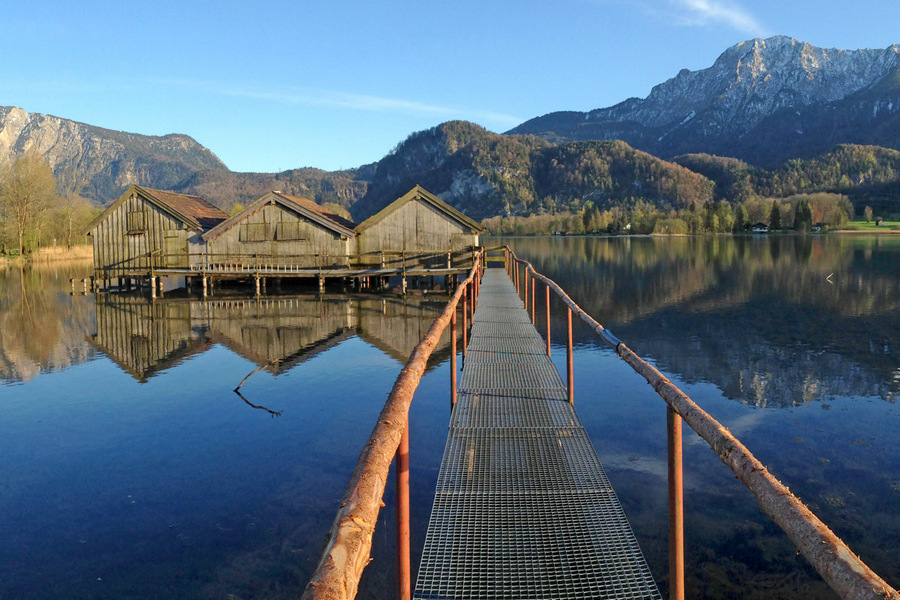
top-left (486, 229), bottom-right (900, 239)
top-left (2, 245), bottom-right (93, 267)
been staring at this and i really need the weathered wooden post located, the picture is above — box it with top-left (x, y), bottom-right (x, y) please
top-left (668, 406), bottom-right (685, 600)
top-left (469, 277), bottom-right (475, 321)
top-left (150, 276), bottom-right (157, 299)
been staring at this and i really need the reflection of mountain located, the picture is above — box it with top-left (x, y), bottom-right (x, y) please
top-left (89, 293), bottom-right (455, 383)
top-left (507, 235), bottom-right (900, 403)
top-left (0, 264), bottom-right (98, 384)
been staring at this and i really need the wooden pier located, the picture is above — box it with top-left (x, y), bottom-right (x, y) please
top-left (414, 268), bottom-right (661, 599)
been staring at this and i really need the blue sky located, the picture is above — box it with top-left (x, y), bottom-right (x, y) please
top-left (3, 0), bottom-right (900, 173)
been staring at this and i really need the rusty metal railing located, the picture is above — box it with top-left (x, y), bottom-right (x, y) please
top-left (301, 250), bottom-right (485, 600)
top-left (506, 246), bottom-right (899, 600)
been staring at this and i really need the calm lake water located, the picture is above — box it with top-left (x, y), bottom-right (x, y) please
top-left (1, 235), bottom-right (898, 600)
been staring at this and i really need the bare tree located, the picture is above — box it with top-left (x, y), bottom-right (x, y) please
top-left (55, 167), bottom-right (97, 248)
top-left (0, 150), bottom-right (58, 255)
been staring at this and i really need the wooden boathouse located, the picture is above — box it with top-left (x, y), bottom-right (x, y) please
top-left (87, 185), bottom-right (484, 295)
top-left (85, 184), bottom-right (228, 290)
top-left (201, 191), bottom-right (357, 270)
top-left (355, 185), bottom-right (484, 269)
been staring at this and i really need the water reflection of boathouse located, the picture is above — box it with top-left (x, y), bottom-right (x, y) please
top-left (88, 293), bottom-right (455, 382)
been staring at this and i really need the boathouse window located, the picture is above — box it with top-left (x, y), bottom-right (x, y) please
top-left (126, 210), bottom-right (148, 234)
top-left (276, 221), bottom-right (306, 241)
top-left (240, 222), bottom-right (268, 242)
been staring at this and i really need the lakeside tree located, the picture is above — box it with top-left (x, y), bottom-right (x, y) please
top-left (795, 198), bottom-right (814, 231)
top-left (53, 170), bottom-right (99, 248)
top-left (864, 205), bottom-right (873, 223)
top-left (770, 200), bottom-right (781, 230)
top-left (734, 204), bottom-right (748, 233)
top-left (0, 150), bottom-right (58, 255)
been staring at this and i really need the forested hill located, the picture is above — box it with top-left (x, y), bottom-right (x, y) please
top-left (675, 145), bottom-right (900, 215)
top-left (351, 121), bottom-right (714, 221)
top-left (4, 108), bottom-right (900, 223)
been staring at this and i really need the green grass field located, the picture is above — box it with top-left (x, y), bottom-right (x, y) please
top-left (839, 218), bottom-right (900, 231)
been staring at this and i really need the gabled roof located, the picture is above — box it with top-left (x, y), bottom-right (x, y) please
top-left (354, 185), bottom-right (485, 233)
top-left (202, 191), bottom-right (357, 241)
top-left (85, 185), bottom-right (228, 233)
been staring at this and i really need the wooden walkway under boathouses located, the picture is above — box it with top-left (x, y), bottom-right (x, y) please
top-left (303, 247), bottom-right (900, 600)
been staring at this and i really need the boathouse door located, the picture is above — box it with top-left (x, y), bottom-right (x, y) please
top-left (164, 234), bottom-right (188, 269)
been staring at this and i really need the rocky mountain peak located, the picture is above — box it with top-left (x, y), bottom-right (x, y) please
top-left (0, 106), bottom-right (228, 203)
top-left (510, 37), bottom-right (900, 165)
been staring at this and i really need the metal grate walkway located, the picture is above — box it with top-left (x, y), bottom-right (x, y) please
top-left (414, 269), bottom-right (662, 600)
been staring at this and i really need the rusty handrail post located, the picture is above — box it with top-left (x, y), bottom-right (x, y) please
top-left (504, 247), bottom-right (900, 600)
top-left (545, 283), bottom-right (551, 358)
top-left (531, 276), bottom-right (536, 324)
top-left (301, 252), bottom-right (482, 600)
top-left (566, 306), bottom-right (574, 404)
top-left (462, 286), bottom-right (468, 357)
top-left (473, 264), bottom-right (478, 312)
top-left (451, 308), bottom-right (458, 406)
top-left (469, 271), bottom-right (478, 323)
top-left (396, 421), bottom-right (411, 600)
top-left (524, 267), bottom-right (529, 312)
top-left (668, 406), bottom-right (685, 600)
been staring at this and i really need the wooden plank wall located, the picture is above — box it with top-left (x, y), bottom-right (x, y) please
top-left (206, 204), bottom-right (351, 268)
top-left (356, 200), bottom-right (479, 267)
top-left (91, 192), bottom-right (194, 278)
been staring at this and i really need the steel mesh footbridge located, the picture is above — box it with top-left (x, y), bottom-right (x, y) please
top-left (303, 249), bottom-right (898, 600)
top-left (414, 269), bottom-right (661, 600)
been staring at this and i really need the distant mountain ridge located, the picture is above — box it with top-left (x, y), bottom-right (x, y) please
top-left (0, 106), bottom-right (228, 200)
top-left (5, 35), bottom-right (900, 220)
top-left (509, 36), bottom-right (900, 166)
